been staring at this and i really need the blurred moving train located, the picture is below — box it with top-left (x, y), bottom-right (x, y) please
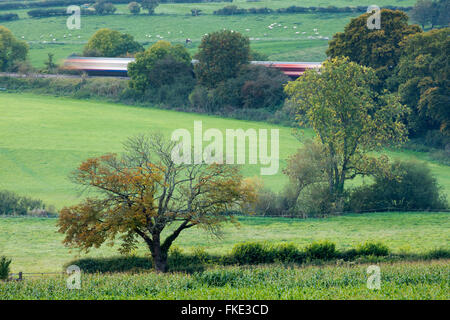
top-left (63, 57), bottom-right (321, 79)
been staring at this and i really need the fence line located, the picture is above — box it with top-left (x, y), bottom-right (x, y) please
top-left (8, 271), bottom-right (65, 281)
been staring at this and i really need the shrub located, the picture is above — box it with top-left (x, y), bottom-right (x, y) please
top-left (305, 241), bottom-right (336, 260)
top-left (273, 243), bottom-right (304, 263)
top-left (347, 160), bottom-right (448, 212)
top-left (356, 241), bottom-right (389, 256)
top-left (231, 242), bottom-right (273, 265)
top-left (0, 256), bottom-right (12, 280)
top-left (425, 248), bottom-right (450, 260)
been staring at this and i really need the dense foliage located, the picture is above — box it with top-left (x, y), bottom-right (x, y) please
top-left (128, 40), bottom-right (192, 92)
top-left (285, 57), bottom-right (408, 209)
top-left (410, 0), bottom-right (449, 29)
top-left (327, 9), bottom-right (421, 86)
top-left (195, 30), bottom-right (250, 88)
top-left (83, 28), bottom-right (143, 57)
top-left (0, 26), bottom-right (28, 72)
top-left (348, 160), bottom-right (448, 212)
top-left (393, 28), bottom-right (450, 137)
top-left (0, 256), bottom-right (12, 280)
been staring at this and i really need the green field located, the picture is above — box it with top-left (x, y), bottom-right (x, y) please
top-left (0, 92), bottom-right (449, 209)
top-left (0, 212), bottom-right (448, 273)
top-left (0, 0), bottom-right (418, 67)
top-left (0, 260), bottom-right (448, 299)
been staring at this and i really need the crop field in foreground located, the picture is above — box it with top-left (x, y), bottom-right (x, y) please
top-left (0, 212), bottom-right (448, 273)
top-left (0, 92), bottom-right (449, 208)
top-left (0, 0), bottom-right (418, 67)
top-left (0, 260), bottom-right (448, 299)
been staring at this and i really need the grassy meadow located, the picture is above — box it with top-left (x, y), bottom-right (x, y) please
top-left (0, 92), bottom-right (449, 209)
top-left (0, 212), bottom-right (448, 273)
top-left (0, 0), bottom-right (418, 68)
top-left (0, 0), bottom-right (449, 301)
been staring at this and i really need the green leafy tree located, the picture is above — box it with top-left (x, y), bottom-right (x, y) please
top-left (128, 2), bottom-right (141, 15)
top-left (58, 134), bottom-right (256, 272)
top-left (410, 0), bottom-right (449, 29)
top-left (0, 26), bottom-right (28, 72)
top-left (141, 0), bottom-right (159, 15)
top-left (94, 1), bottom-right (117, 15)
top-left (83, 28), bottom-right (143, 57)
top-left (195, 30), bottom-right (250, 88)
top-left (128, 40), bottom-right (192, 92)
top-left (394, 28), bottom-right (450, 136)
top-left (410, 0), bottom-right (436, 29)
top-left (327, 9), bottom-right (421, 86)
top-left (285, 57), bottom-right (409, 204)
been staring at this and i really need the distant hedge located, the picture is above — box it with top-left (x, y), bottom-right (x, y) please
top-left (66, 241), bottom-right (450, 273)
top-left (214, 5), bottom-right (413, 15)
top-left (0, 0), bottom-right (232, 11)
top-left (27, 8), bottom-right (97, 18)
top-left (0, 13), bottom-right (18, 21)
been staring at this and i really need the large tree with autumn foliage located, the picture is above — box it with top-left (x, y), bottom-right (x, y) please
top-left (58, 134), bottom-right (256, 272)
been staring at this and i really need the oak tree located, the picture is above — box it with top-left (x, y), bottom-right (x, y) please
top-left (58, 134), bottom-right (256, 272)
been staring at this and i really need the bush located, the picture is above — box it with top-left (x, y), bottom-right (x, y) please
top-left (425, 248), bottom-right (450, 260)
top-left (231, 242), bottom-right (273, 265)
top-left (305, 241), bottom-right (336, 260)
top-left (0, 256), bottom-right (12, 280)
top-left (356, 241), bottom-right (389, 256)
top-left (273, 243), bottom-right (304, 263)
top-left (347, 160), bottom-right (448, 212)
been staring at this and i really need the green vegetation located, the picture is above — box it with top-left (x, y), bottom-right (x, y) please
top-left (0, 0), bottom-right (419, 68)
top-left (0, 25), bottom-right (28, 71)
top-left (0, 92), bottom-right (449, 208)
top-left (0, 260), bottom-right (448, 299)
top-left (83, 28), bottom-right (143, 57)
top-left (0, 256), bottom-right (12, 280)
top-left (0, 190), bottom-right (55, 216)
top-left (327, 9), bottom-right (421, 85)
top-left (0, 212), bottom-right (449, 273)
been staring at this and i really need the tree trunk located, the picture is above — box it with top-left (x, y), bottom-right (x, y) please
top-left (150, 233), bottom-right (168, 273)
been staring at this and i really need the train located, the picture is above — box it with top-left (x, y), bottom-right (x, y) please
top-left (63, 57), bottom-right (321, 79)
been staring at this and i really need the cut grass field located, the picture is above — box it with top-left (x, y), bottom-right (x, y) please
top-left (0, 92), bottom-right (449, 209)
top-left (0, 212), bottom-right (449, 273)
top-left (1, 260), bottom-right (448, 299)
top-left (0, 0), bottom-right (418, 67)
